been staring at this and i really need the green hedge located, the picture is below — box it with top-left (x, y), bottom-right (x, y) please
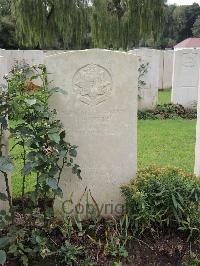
top-left (138, 104), bottom-right (197, 120)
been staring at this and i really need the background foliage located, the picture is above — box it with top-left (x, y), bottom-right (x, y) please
top-left (0, 0), bottom-right (166, 49)
top-left (0, 0), bottom-right (200, 49)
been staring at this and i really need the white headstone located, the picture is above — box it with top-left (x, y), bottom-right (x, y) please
top-left (194, 67), bottom-right (200, 176)
top-left (45, 49), bottom-right (138, 217)
top-left (159, 51), bottom-right (164, 90)
top-left (172, 49), bottom-right (200, 108)
top-left (0, 50), bottom-right (44, 73)
top-left (0, 55), bottom-right (10, 212)
top-left (159, 50), bottom-right (174, 90)
top-left (130, 48), bottom-right (160, 110)
top-left (163, 50), bottom-right (174, 90)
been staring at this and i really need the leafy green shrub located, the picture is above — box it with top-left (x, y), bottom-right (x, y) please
top-left (121, 167), bottom-right (200, 240)
top-left (0, 64), bottom-right (81, 264)
top-left (138, 104), bottom-right (197, 120)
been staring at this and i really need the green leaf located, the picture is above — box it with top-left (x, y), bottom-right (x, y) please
top-left (0, 157), bottom-right (15, 173)
top-left (0, 237), bottom-right (10, 249)
top-left (38, 175), bottom-right (47, 183)
top-left (48, 178), bottom-right (58, 190)
top-left (26, 151), bottom-right (37, 161)
top-left (34, 105), bottom-right (45, 113)
top-left (21, 255), bottom-right (28, 266)
top-left (0, 250), bottom-right (6, 265)
top-left (0, 211), bottom-right (6, 216)
top-left (21, 162), bottom-right (37, 176)
top-left (24, 98), bottom-right (37, 106)
top-left (0, 193), bottom-right (7, 202)
top-left (49, 166), bottom-right (59, 176)
top-left (55, 187), bottom-right (63, 198)
top-left (8, 244), bottom-right (17, 254)
top-left (69, 149), bottom-right (77, 157)
top-left (49, 87), bottom-right (67, 95)
top-left (48, 133), bottom-right (60, 144)
top-left (172, 194), bottom-right (178, 209)
top-left (30, 74), bottom-right (41, 80)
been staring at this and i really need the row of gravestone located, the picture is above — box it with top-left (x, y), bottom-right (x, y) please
top-left (0, 49), bottom-right (200, 217)
top-left (0, 49), bottom-right (174, 110)
top-left (2, 48), bottom-right (200, 110)
top-left (131, 48), bottom-right (200, 109)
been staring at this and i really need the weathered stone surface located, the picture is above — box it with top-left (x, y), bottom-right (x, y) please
top-left (172, 48), bottom-right (200, 108)
top-left (130, 48), bottom-right (160, 110)
top-left (0, 50), bottom-right (44, 73)
top-left (45, 49), bottom-right (138, 217)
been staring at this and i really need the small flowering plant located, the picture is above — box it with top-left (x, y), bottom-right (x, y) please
top-left (0, 64), bottom-right (81, 223)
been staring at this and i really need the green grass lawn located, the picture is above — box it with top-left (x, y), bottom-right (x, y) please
top-left (158, 89), bottom-right (171, 105)
top-left (138, 119), bottom-right (196, 173)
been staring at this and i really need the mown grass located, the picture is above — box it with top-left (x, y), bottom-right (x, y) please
top-left (10, 137), bottom-right (37, 199)
top-left (158, 89), bottom-right (171, 105)
top-left (138, 119), bottom-right (196, 173)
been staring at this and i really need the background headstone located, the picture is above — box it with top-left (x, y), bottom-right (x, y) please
top-left (0, 50), bottom-right (44, 73)
top-left (159, 50), bottom-right (174, 90)
top-left (163, 50), bottom-right (174, 89)
top-left (159, 51), bottom-right (164, 90)
top-left (45, 49), bottom-right (138, 217)
top-left (130, 48), bottom-right (160, 110)
top-left (172, 48), bottom-right (200, 108)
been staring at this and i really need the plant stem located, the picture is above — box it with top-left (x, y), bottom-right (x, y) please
top-left (43, 190), bottom-right (47, 227)
top-left (3, 172), bottom-right (14, 224)
top-left (22, 138), bottom-right (26, 198)
top-left (57, 158), bottom-right (65, 187)
top-left (52, 158), bottom-right (65, 203)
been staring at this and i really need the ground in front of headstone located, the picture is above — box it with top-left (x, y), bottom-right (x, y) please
top-left (5, 230), bottom-right (200, 266)
top-left (6, 200), bottom-right (200, 266)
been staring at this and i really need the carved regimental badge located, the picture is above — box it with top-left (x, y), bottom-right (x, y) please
top-left (73, 64), bottom-right (112, 106)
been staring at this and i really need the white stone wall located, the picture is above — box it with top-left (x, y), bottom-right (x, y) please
top-left (45, 49), bottom-right (138, 217)
top-left (172, 48), bottom-right (200, 108)
top-left (130, 48), bottom-right (160, 110)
